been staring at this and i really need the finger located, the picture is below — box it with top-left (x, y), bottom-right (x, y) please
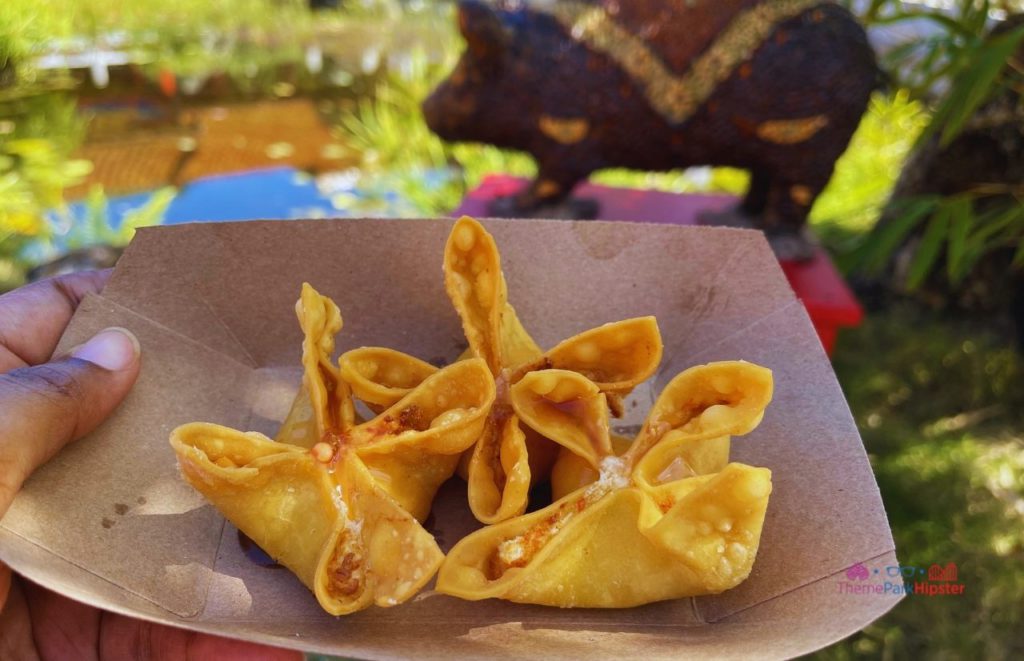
top-left (0, 572), bottom-right (40, 661)
top-left (100, 612), bottom-right (303, 661)
top-left (0, 562), bottom-right (10, 610)
top-left (20, 577), bottom-right (301, 661)
top-left (0, 270), bottom-right (112, 373)
top-left (0, 328), bottom-right (141, 517)
top-left (21, 576), bottom-right (98, 660)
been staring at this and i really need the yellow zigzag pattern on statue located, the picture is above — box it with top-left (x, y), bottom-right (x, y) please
top-left (546, 0), bottom-right (827, 125)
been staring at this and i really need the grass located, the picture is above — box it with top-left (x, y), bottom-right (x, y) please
top-left (814, 306), bottom-right (1024, 659)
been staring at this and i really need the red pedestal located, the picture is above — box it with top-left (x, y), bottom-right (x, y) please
top-left (453, 175), bottom-right (863, 356)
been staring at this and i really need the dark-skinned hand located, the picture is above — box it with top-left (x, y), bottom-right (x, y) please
top-left (0, 271), bottom-right (300, 660)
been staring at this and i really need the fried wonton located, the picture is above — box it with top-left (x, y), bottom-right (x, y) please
top-left (276, 283), bottom-right (352, 448)
top-left (171, 424), bottom-right (443, 615)
top-left (339, 347), bottom-right (439, 415)
top-left (444, 217), bottom-right (664, 524)
top-left (436, 361), bottom-right (774, 608)
top-left (550, 434), bottom-right (633, 502)
top-left (277, 284), bottom-right (494, 522)
top-left (170, 284), bottom-right (496, 613)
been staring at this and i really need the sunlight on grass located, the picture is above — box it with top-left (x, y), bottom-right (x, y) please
top-left (815, 308), bottom-right (1024, 659)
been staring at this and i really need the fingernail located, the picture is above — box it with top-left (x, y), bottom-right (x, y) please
top-left (71, 327), bottom-right (140, 371)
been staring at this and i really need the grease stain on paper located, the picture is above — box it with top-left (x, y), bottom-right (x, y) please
top-left (572, 222), bottom-right (638, 261)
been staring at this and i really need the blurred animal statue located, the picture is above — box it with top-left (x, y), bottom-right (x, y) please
top-left (423, 0), bottom-right (878, 260)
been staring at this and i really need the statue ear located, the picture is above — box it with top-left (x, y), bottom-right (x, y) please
top-left (457, 1), bottom-right (508, 67)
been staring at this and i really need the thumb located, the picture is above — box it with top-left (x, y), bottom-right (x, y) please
top-left (0, 327), bottom-right (141, 517)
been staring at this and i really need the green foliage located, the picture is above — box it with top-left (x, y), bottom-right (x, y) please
top-left (55, 185), bottom-right (175, 251)
top-left (0, 6), bottom-right (33, 82)
top-left (0, 90), bottom-right (172, 290)
top-left (0, 90), bottom-right (83, 153)
top-left (20, 0), bottom-right (316, 48)
top-left (0, 91), bottom-right (92, 288)
top-left (45, 0), bottom-right (318, 85)
top-left (0, 135), bottom-right (92, 290)
top-left (839, 1), bottom-right (1024, 290)
top-left (332, 47), bottom-right (534, 216)
top-left (845, 194), bottom-right (1024, 291)
top-left (810, 91), bottom-right (930, 248)
top-left (336, 0), bottom-right (429, 20)
top-left (2, 0), bottom-right (453, 95)
top-left (920, 21), bottom-right (1024, 149)
top-left (814, 307), bottom-right (1024, 659)
top-left (0, 1), bottom-right (72, 88)
top-left (847, 0), bottom-right (1020, 102)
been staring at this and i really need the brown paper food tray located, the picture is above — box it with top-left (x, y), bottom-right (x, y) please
top-left (0, 218), bottom-right (901, 659)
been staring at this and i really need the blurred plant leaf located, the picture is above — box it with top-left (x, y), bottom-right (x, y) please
top-left (945, 203), bottom-right (1021, 285)
top-left (116, 187), bottom-right (175, 245)
top-left (813, 92), bottom-right (929, 252)
top-left (970, 203), bottom-right (1024, 251)
top-left (906, 199), bottom-right (952, 289)
top-left (945, 195), bottom-right (973, 283)
top-left (869, 10), bottom-right (975, 38)
top-left (62, 185), bottom-right (174, 250)
top-left (920, 23), bottom-right (1024, 149)
top-left (848, 195), bottom-right (940, 275)
top-left (1013, 231), bottom-right (1024, 269)
top-left (333, 46), bottom-right (536, 216)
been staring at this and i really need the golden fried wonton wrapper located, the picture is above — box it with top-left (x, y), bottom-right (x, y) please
top-left (276, 284), bottom-right (352, 447)
top-left (339, 347), bottom-right (439, 415)
top-left (277, 284), bottom-right (495, 522)
top-left (171, 284), bottom-right (497, 614)
top-left (171, 424), bottom-right (443, 615)
top-left (436, 361), bottom-right (774, 608)
top-left (444, 217), bottom-right (664, 524)
top-left (550, 435), bottom-right (633, 502)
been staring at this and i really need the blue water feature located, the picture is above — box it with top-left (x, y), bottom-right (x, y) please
top-left (94, 167), bottom-right (341, 225)
top-left (36, 165), bottom-right (426, 265)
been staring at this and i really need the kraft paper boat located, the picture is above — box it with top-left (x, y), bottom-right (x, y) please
top-left (0, 218), bottom-right (901, 659)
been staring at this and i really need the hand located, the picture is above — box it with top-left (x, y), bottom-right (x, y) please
top-left (0, 271), bottom-right (300, 660)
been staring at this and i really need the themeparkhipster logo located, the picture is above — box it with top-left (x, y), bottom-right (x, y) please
top-left (838, 562), bottom-right (965, 596)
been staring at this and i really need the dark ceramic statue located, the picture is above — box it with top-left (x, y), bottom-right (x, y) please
top-left (423, 0), bottom-right (878, 260)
